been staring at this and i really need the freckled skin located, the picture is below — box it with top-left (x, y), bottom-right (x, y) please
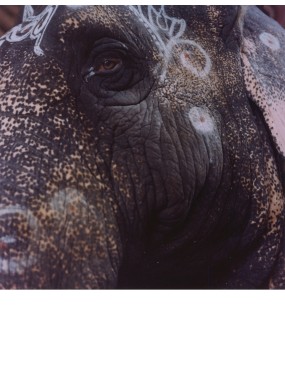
top-left (0, 5), bottom-right (285, 288)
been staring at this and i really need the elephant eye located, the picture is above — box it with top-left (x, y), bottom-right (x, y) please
top-left (96, 57), bottom-right (122, 73)
top-left (84, 53), bottom-right (123, 81)
top-left (81, 39), bottom-right (146, 96)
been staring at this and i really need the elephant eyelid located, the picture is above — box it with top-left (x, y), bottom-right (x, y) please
top-left (91, 39), bottom-right (129, 51)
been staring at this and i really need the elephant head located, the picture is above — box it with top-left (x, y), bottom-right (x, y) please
top-left (0, 5), bottom-right (285, 289)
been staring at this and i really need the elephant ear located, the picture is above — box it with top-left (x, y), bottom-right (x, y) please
top-left (241, 6), bottom-right (285, 157)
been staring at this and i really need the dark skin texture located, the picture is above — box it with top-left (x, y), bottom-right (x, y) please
top-left (1, 5), bottom-right (285, 37)
top-left (0, 5), bottom-right (285, 288)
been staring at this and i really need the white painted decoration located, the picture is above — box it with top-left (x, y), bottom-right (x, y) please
top-left (129, 5), bottom-right (212, 80)
top-left (188, 107), bottom-right (215, 133)
top-left (180, 44), bottom-right (212, 78)
top-left (259, 32), bottom-right (280, 51)
top-left (0, 256), bottom-right (37, 275)
top-left (0, 5), bottom-right (59, 56)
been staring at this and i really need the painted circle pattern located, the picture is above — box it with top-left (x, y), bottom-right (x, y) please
top-left (188, 107), bottom-right (215, 133)
top-left (259, 32), bottom-right (280, 51)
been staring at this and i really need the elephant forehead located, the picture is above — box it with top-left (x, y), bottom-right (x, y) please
top-left (56, 5), bottom-right (242, 61)
top-left (58, 6), bottom-right (125, 35)
top-left (0, 5), bottom-right (244, 89)
top-left (60, 5), bottom-right (241, 33)
top-left (0, 5), bottom-right (244, 60)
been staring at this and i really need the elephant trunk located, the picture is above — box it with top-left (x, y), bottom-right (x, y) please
top-left (0, 182), bottom-right (123, 289)
top-left (0, 115), bottom-right (123, 289)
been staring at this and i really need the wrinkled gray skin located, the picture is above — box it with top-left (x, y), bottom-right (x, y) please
top-left (0, 5), bottom-right (285, 289)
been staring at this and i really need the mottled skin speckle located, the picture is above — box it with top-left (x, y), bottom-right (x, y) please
top-left (0, 5), bottom-right (285, 288)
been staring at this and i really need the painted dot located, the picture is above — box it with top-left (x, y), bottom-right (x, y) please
top-left (188, 107), bottom-right (215, 133)
top-left (182, 51), bottom-right (194, 65)
top-left (180, 42), bottom-right (211, 78)
top-left (259, 32), bottom-right (280, 51)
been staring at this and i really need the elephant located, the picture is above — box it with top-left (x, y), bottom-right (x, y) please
top-left (0, 5), bottom-right (285, 289)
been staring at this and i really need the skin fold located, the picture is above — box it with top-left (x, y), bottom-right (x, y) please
top-left (0, 5), bottom-right (285, 289)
